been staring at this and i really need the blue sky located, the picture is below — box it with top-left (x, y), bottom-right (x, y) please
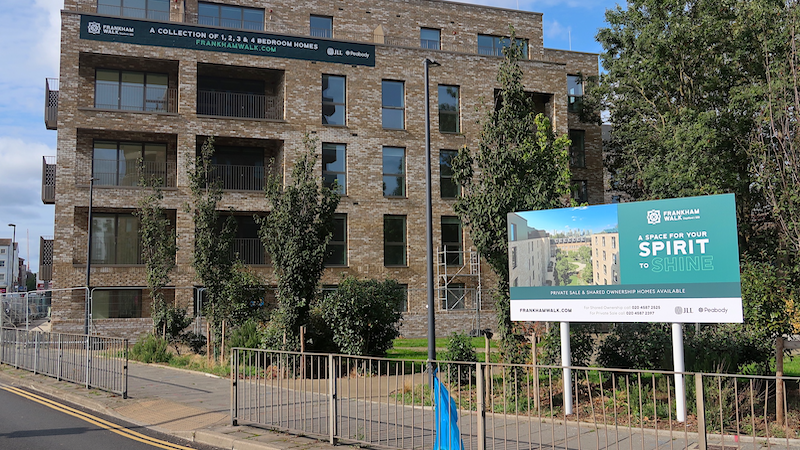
top-left (0, 0), bottom-right (621, 274)
top-left (515, 204), bottom-right (619, 235)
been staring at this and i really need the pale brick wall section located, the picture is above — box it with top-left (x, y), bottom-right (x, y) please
top-left (50, 1), bottom-right (600, 339)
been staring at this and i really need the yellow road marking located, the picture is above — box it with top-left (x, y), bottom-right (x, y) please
top-left (1, 386), bottom-right (197, 450)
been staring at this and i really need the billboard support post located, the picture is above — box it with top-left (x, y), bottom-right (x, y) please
top-left (560, 321), bottom-right (573, 415)
top-left (672, 322), bottom-right (686, 422)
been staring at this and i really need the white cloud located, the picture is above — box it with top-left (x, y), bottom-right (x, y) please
top-left (544, 19), bottom-right (571, 41)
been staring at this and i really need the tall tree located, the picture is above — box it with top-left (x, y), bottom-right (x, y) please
top-left (452, 32), bottom-right (572, 363)
top-left (259, 134), bottom-right (341, 350)
top-left (135, 173), bottom-right (177, 335)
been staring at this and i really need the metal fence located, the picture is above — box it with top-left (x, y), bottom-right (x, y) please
top-left (231, 348), bottom-right (800, 450)
top-left (0, 328), bottom-right (128, 397)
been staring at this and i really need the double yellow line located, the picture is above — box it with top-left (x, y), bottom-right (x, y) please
top-left (1, 385), bottom-right (196, 450)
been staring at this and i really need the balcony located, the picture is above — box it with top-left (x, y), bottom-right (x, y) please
top-left (197, 91), bottom-right (283, 120)
top-left (45, 78), bottom-right (58, 130)
top-left (88, 159), bottom-right (177, 188)
top-left (39, 237), bottom-right (53, 282)
top-left (42, 156), bottom-right (56, 204)
top-left (209, 164), bottom-right (266, 191)
top-left (231, 238), bottom-right (270, 265)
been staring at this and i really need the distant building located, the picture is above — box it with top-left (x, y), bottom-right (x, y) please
top-left (0, 239), bottom-right (19, 293)
top-left (508, 214), bottom-right (554, 287)
top-left (591, 232), bottom-right (620, 285)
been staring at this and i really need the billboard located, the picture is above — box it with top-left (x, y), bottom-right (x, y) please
top-left (508, 194), bottom-right (743, 323)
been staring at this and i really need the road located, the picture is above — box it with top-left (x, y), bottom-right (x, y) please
top-left (0, 384), bottom-right (221, 450)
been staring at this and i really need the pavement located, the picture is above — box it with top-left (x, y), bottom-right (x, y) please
top-left (0, 360), bottom-right (350, 450)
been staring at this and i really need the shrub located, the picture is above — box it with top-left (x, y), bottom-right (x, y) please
top-left (442, 332), bottom-right (477, 384)
top-left (130, 333), bottom-right (172, 363)
top-left (596, 323), bottom-right (672, 370)
top-left (314, 277), bottom-right (404, 356)
top-left (226, 319), bottom-right (263, 351)
top-left (183, 332), bottom-right (207, 355)
top-left (540, 323), bottom-right (598, 368)
top-left (152, 304), bottom-right (193, 354)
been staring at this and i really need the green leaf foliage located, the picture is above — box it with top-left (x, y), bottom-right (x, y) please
top-left (259, 134), bottom-right (341, 350)
top-left (451, 29), bottom-right (571, 365)
top-left (442, 332), bottom-right (478, 384)
top-left (312, 277), bottom-right (404, 357)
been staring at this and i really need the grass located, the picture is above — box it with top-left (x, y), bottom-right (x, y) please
top-left (393, 337), bottom-right (498, 349)
top-left (168, 353), bottom-right (230, 377)
top-left (388, 338), bottom-right (500, 363)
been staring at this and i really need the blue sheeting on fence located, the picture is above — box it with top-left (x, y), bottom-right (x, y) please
top-left (433, 370), bottom-right (464, 450)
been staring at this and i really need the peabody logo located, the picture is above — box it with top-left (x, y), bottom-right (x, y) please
top-left (647, 209), bottom-right (661, 225)
top-left (87, 21), bottom-right (102, 35)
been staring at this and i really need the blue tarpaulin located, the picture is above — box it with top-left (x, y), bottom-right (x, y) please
top-left (433, 370), bottom-right (464, 450)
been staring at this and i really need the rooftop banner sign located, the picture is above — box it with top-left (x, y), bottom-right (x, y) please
top-left (508, 194), bottom-right (743, 323)
top-left (80, 14), bottom-right (376, 67)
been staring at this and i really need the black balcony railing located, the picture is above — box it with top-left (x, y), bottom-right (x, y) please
top-left (42, 156), bottom-right (56, 204)
top-left (231, 238), bottom-right (270, 265)
top-left (45, 78), bottom-right (58, 130)
top-left (197, 90), bottom-right (283, 120)
top-left (209, 164), bottom-right (266, 191)
top-left (91, 159), bottom-right (177, 187)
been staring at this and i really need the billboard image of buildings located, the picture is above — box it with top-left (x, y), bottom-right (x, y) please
top-left (508, 194), bottom-right (743, 323)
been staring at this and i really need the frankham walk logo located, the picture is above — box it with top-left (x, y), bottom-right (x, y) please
top-left (646, 208), bottom-right (700, 225)
top-left (87, 21), bottom-right (134, 37)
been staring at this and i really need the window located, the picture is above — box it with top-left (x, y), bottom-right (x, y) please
top-left (384, 215), bottom-right (406, 266)
top-left (511, 246), bottom-right (517, 269)
top-left (612, 236), bottom-right (616, 249)
top-left (603, 250), bottom-right (606, 261)
top-left (612, 253), bottom-right (617, 264)
top-left (0, 260), bottom-right (4, 267)
top-left (440, 149), bottom-right (458, 198)
top-left (602, 236), bottom-right (606, 246)
top-left (97, 0), bottom-right (169, 20)
top-left (0, 274), bottom-right (5, 282)
top-left (92, 289), bottom-right (149, 319)
top-left (478, 34), bottom-right (528, 57)
top-left (442, 283), bottom-right (465, 310)
top-left (438, 85), bottom-right (460, 133)
top-left (396, 285), bottom-right (409, 312)
top-left (91, 213), bottom-right (141, 264)
top-left (93, 141), bottom-right (168, 187)
top-left (383, 147), bottom-right (405, 197)
top-left (382, 80), bottom-right (405, 129)
top-left (568, 74), bottom-right (583, 112)
top-left (420, 28), bottom-right (440, 50)
top-left (322, 75), bottom-right (346, 125)
top-left (198, 2), bottom-right (264, 30)
top-left (572, 180), bottom-right (588, 204)
top-left (569, 130), bottom-right (585, 168)
top-left (310, 15), bottom-right (332, 38)
top-left (95, 69), bottom-right (169, 112)
top-left (441, 216), bottom-right (462, 265)
top-left (0, 248), bottom-right (5, 254)
top-left (324, 214), bottom-right (347, 266)
top-left (322, 143), bottom-right (346, 194)
top-left (208, 146), bottom-right (265, 191)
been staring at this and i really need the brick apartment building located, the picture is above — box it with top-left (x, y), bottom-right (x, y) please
top-left (41, 0), bottom-right (602, 340)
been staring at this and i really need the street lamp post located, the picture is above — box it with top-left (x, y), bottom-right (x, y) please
top-left (424, 58), bottom-right (440, 384)
top-left (85, 178), bottom-right (95, 335)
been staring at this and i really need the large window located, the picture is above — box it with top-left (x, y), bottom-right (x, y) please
top-left (198, 2), bottom-right (264, 30)
top-left (420, 28), bottom-right (440, 50)
top-left (568, 74), bottom-right (583, 112)
top-left (382, 80), bottom-right (405, 130)
top-left (438, 85), bottom-right (460, 133)
top-left (442, 283), bottom-right (465, 310)
top-left (92, 289), bottom-right (148, 319)
top-left (322, 75), bottom-right (346, 125)
top-left (91, 213), bottom-right (141, 264)
top-left (209, 146), bottom-right (265, 190)
top-left (384, 215), bottom-right (406, 266)
top-left (95, 69), bottom-right (169, 112)
top-left (382, 147), bottom-right (405, 197)
top-left (477, 35), bottom-right (528, 57)
top-left (440, 149), bottom-right (458, 198)
top-left (324, 214), bottom-right (347, 266)
top-left (441, 216), bottom-right (462, 266)
top-left (93, 141), bottom-right (168, 187)
top-left (322, 143), bottom-right (346, 194)
top-left (97, 0), bottom-right (169, 21)
top-left (310, 15), bottom-right (332, 38)
top-left (569, 130), bottom-right (585, 168)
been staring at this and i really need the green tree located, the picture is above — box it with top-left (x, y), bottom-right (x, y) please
top-left (259, 135), bottom-right (340, 350)
top-left (452, 30), bottom-right (572, 364)
top-left (311, 277), bottom-right (404, 356)
top-left (135, 177), bottom-right (177, 336)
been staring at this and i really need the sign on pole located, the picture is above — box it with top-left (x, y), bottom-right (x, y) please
top-left (508, 194), bottom-right (743, 323)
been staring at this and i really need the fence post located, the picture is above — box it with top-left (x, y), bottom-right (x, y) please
top-left (57, 333), bottom-right (62, 381)
top-left (85, 335), bottom-right (90, 389)
top-left (476, 362), bottom-right (486, 450)
top-left (694, 373), bottom-right (707, 450)
top-left (328, 354), bottom-right (337, 445)
top-left (14, 328), bottom-right (19, 369)
top-left (776, 336), bottom-right (785, 426)
top-left (123, 339), bottom-right (128, 399)
top-left (34, 332), bottom-right (39, 375)
top-left (231, 348), bottom-right (238, 426)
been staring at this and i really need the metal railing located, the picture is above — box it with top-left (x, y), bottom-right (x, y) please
top-left (88, 159), bottom-right (177, 188)
top-left (94, 86), bottom-right (178, 113)
top-left (39, 237), bottom-right (53, 282)
top-left (209, 164), bottom-right (266, 191)
top-left (45, 78), bottom-right (58, 130)
top-left (0, 328), bottom-right (128, 397)
top-left (231, 348), bottom-right (800, 450)
top-left (197, 90), bottom-right (283, 120)
top-left (42, 156), bottom-right (56, 204)
top-left (231, 238), bottom-right (270, 265)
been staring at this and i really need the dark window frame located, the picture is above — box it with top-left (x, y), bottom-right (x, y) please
top-left (441, 216), bottom-right (462, 266)
top-left (322, 143), bottom-right (346, 195)
top-left (324, 214), bottom-right (348, 267)
top-left (198, 2), bottom-right (265, 30)
top-left (569, 129), bottom-right (586, 168)
top-left (477, 34), bottom-right (528, 58)
top-left (384, 215), bottom-right (407, 267)
top-left (92, 140), bottom-right (168, 187)
top-left (439, 149), bottom-right (459, 198)
top-left (572, 180), bottom-right (589, 204)
top-left (567, 74), bottom-right (583, 112)
top-left (438, 85), bottom-right (460, 133)
top-left (420, 27), bottom-right (441, 50)
top-left (90, 212), bottom-right (142, 265)
top-left (310, 15), bottom-right (333, 38)
top-left (97, 0), bottom-right (169, 20)
top-left (382, 146), bottom-right (406, 197)
top-left (322, 74), bottom-right (346, 126)
top-left (95, 68), bottom-right (169, 112)
top-left (381, 80), bottom-right (405, 130)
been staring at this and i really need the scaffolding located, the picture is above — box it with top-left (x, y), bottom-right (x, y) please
top-left (436, 247), bottom-right (487, 334)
